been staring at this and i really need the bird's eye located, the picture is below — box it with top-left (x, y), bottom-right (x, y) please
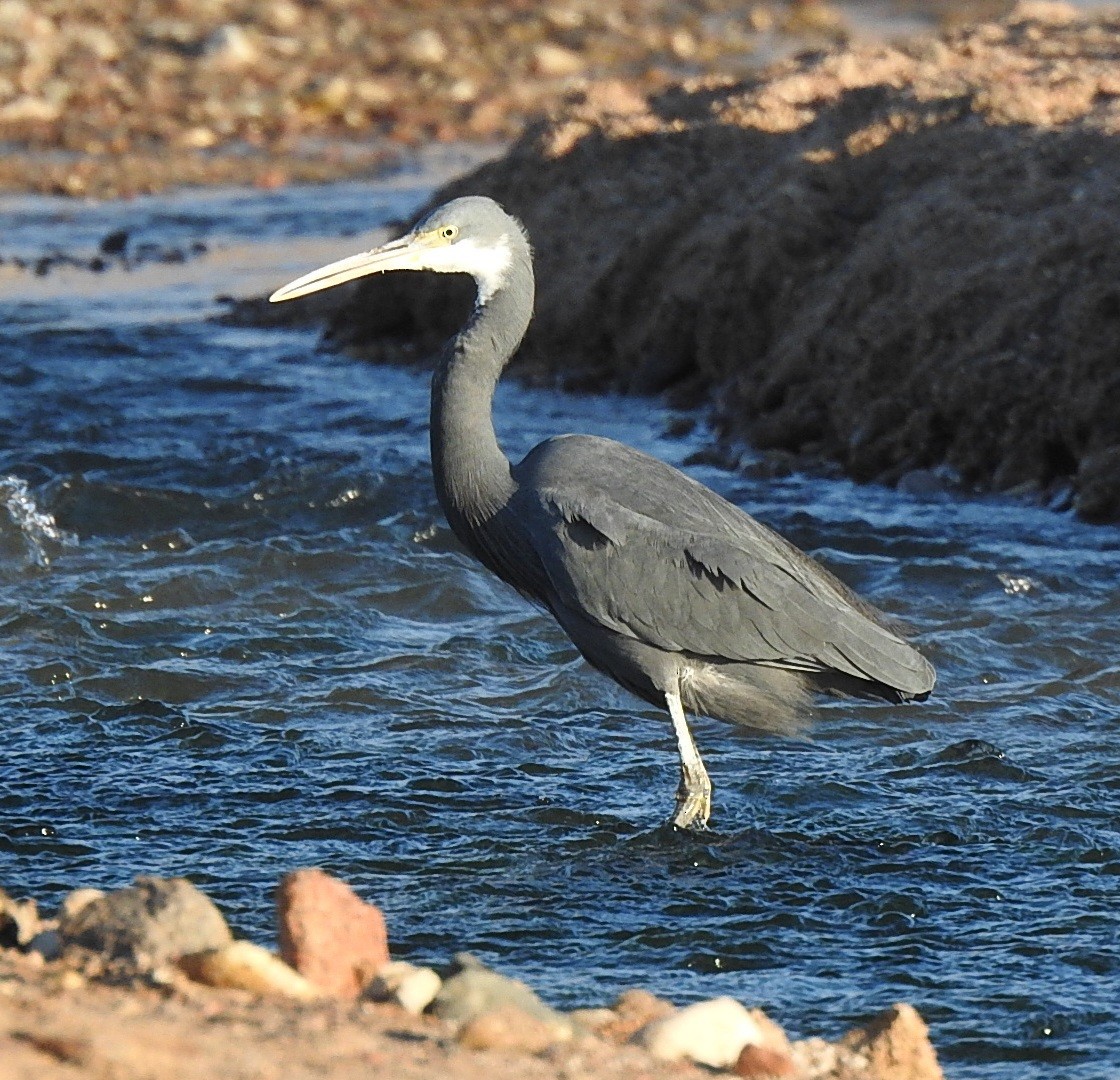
top-left (440, 226), bottom-right (458, 240)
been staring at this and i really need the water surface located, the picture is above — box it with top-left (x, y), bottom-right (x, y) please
top-left (0, 173), bottom-right (1117, 1079)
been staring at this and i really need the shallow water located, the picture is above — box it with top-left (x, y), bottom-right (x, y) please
top-left (0, 171), bottom-right (1118, 1080)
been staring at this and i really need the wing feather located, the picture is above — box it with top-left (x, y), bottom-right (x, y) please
top-left (513, 473), bottom-right (933, 697)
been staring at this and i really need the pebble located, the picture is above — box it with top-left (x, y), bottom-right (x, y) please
top-left (632, 996), bottom-right (787, 1070)
top-left (58, 876), bottom-right (232, 966)
top-left (260, 0), bottom-right (302, 32)
top-left (0, 96), bottom-right (61, 123)
top-left (178, 941), bottom-right (321, 1000)
top-left (59, 889), bottom-right (104, 923)
top-left (275, 868), bottom-right (389, 999)
top-left (362, 960), bottom-right (442, 1014)
top-left (735, 1042), bottom-right (799, 1078)
top-left (532, 42), bottom-right (584, 77)
top-left (203, 25), bottom-right (260, 69)
top-left (0, 886), bottom-right (40, 948)
top-left (839, 1002), bottom-right (944, 1080)
top-left (789, 1036), bottom-right (864, 1076)
top-left (595, 987), bottom-right (675, 1043)
top-left (28, 929), bottom-right (62, 961)
top-left (457, 1005), bottom-right (563, 1054)
top-left (57, 969), bottom-right (86, 991)
top-left (178, 126), bottom-right (218, 149)
top-left (65, 24), bottom-right (120, 62)
top-left (0, 870), bottom-right (948, 1075)
top-left (567, 1006), bottom-right (617, 1034)
top-left (429, 953), bottom-right (572, 1039)
top-left (404, 29), bottom-right (448, 67)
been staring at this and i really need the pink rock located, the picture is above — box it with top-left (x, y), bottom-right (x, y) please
top-left (276, 868), bottom-right (389, 999)
top-left (735, 1043), bottom-right (799, 1078)
top-left (598, 988), bottom-right (676, 1043)
top-left (457, 1006), bottom-right (563, 1054)
top-left (840, 1003), bottom-right (944, 1080)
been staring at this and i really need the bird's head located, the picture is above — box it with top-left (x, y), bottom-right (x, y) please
top-left (269, 195), bottom-right (529, 307)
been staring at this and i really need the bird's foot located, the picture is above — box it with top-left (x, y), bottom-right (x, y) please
top-left (672, 772), bottom-right (712, 831)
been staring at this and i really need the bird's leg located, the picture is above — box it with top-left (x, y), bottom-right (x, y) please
top-left (666, 686), bottom-right (712, 830)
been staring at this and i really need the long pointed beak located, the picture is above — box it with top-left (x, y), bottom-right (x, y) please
top-left (269, 234), bottom-right (422, 303)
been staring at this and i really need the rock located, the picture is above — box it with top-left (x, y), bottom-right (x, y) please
top-left (178, 126), bottom-right (217, 149)
top-left (57, 969), bottom-right (86, 991)
top-left (429, 954), bottom-right (571, 1039)
top-left (633, 997), bottom-right (787, 1070)
top-left (791, 1036), bottom-right (872, 1079)
top-left (58, 889), bottom-right (103, 923)
top-left (316, 76), bottom-right (351, 112)
top-left (0, 887), bottom-right (40, 948)
top-left (596, 988), bottom-right (676, 1043)
top-left (840, 1003), bottom-right (943, 1080)
top-left (99, 229), bottom-right (129, 256)
top-left (457, 1005), bottom-right (564, 1054)
top-left (0, 96), bottom-right (62, 123)
top-left (736, 1042), bottom-right (799, 1078)
top-left (568, 1006), bottom-right (617, 1034)
top-left (28, 929), bottom-right (62, 961)
top-left (353, 79), bottom-right (395, 109)
top-left (275, 868), bottom-right (389, 999)
top-left (178, 941), bottom-right (321, 1000)
top-left (65, 24), bottom-right (120, 62)
top-left (781, 0), bottom-right (848, 39)
top-left (403, 29), bottom-right (447, 67)
top-left (203, 25), bottom-right (259, 69)
top-left (58, 876), bottom-right (232, 966)
top-left (362, 960), bottom-right (441, 1014)
top-left (1074, 446), bottom-right (1120, 523)
top-left (259, 0), bottom-right (302, 32)
top-left (532, 43), bottom-right (584, 78)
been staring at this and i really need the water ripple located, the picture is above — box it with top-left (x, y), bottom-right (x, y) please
top-left (0, 185), bottom-right (1118, 1080)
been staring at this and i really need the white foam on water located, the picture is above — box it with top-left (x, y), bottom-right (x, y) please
top-left (0, 475), bottom-right (76, 566)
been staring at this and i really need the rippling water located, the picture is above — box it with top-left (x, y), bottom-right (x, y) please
top-left (1, 171), bottom-right (1118, 1079)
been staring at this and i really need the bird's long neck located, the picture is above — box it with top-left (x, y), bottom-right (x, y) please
top-left (430, 251), bottom-right (533, 539)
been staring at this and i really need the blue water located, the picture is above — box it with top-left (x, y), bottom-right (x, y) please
top-left (0, 176), bottom-right (1117, 1078)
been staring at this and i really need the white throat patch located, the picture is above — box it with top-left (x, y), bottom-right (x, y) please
top-left (420, 234), bottom-right (514, 305)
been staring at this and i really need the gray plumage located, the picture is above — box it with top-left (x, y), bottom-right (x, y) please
top-left (270, 195), bottom-right (936, 829)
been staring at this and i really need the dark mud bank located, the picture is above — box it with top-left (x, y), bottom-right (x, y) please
top-left (322, 3), bottom-right (1120, 524)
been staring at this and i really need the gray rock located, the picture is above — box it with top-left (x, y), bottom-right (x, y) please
top-left (28, 928), bottom-right (62, 961)
top-left (429, 954), bottom-right (571, 1038)
top-left (363, 960), bottom-right (442, 1014)
top-left (59, 876), bottom-right (231, 966)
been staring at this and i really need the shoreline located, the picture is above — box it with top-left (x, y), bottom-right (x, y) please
top-left (0, 870), bottom-right (945, 1080)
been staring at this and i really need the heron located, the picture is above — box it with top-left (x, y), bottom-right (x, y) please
top-left (269, 195), bottom-right (935, 829)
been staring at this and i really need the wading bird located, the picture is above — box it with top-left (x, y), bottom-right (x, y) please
top-left (270, 196), bottom-right (935, 829)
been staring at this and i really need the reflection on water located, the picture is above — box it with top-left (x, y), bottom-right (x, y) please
top-left (0, 180), bottom-right (1117, 1080)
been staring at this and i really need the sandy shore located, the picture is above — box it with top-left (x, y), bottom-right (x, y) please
top-left (0, 0), bottom-right (958, 199)
top-left (0, 950), bottom-right (700, 1080)
top-left (0, 871), bottom-right (945, 1080)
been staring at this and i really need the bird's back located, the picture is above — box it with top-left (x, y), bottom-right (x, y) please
top-left (517, 434), bottom-right (894, 624)
top-left (510, 433), bottom-right (935, 701)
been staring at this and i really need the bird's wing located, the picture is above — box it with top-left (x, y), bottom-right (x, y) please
top-left (518, 481), bottom-right (934, 696)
